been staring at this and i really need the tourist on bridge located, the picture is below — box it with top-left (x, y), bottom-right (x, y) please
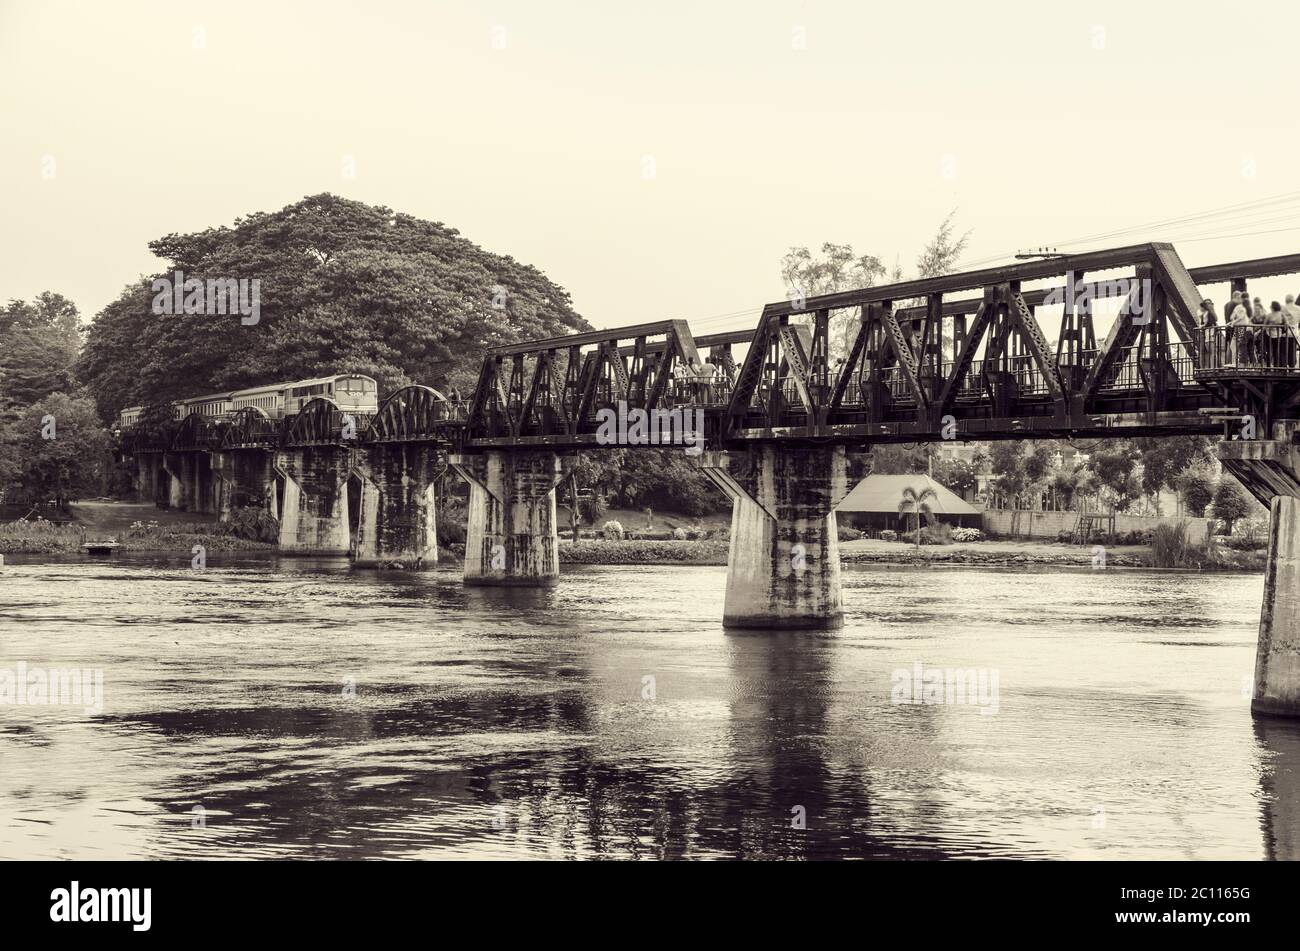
top-left (672, 358), bottom-right (691, 402)
top-left (1227, 292), bottom-right (1252, 366)
top-left (1265, 301), bottom-right (1288, 366)
top-left (1197, 299), bottom-right (1219, 366)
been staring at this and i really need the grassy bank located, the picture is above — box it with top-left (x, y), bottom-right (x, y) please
top-left (0, 516), bottom-right (275, 554)
top-left (560, 538), bottom-right (729, 565)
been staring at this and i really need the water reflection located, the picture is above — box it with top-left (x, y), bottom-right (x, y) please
top-left (0, 553), bottom-right (1288, 858)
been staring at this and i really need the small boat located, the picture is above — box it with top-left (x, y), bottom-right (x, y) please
top-left (82, 539), bottom-right (120, 556)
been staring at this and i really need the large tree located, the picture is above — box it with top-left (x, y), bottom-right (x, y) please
top-left (0, 292), bottom-right (82, 408)
top-left (78, 194), bottom-right (590, 419)
top-left (7, 392), bottom-right (110, 507)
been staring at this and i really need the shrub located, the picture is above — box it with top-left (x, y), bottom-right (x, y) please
top-left (0, 517), bottom-right (83, 553)
top-left (919, 523), bottom-right (954, 545)
top-left (836, 524), bottom-right (862, 542)
top-left (951, 527), bottom-right (983, 542)
top-left (437, 499), bottom-right (467, 545)
top-left (601, 520), bottom-right (625, 540)
top-left (1238, 515), bottom-right (1268, 547)
top-left (1147, 521), bottom-right (1203, 568)
top-left (226, 506), bottom-right (279, 543)
top-left (879, 529), bottom-right (898, 543)
top-left (672, 527), bottom-right (690, 540)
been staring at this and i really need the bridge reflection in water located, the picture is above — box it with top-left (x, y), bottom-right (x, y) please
top-left (3, 556), bottom-right (1299, 859)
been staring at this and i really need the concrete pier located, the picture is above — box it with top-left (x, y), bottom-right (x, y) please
top-left (450, 450), bottom-right (568, 586)
top-left (274, 448), bottom-right (351, 555)
top-left (162, 452), bottom-right (193, 511)
top-left (132, 453), bottom-right (164, 505)
top-left (353, 444), bottom-right (443, 568)
top-left (695, 445), bottom-right (850, 630)
top-left (1221, 431), bottom-right (1300, 718)
top-left (211, 450), bottom-right (276, 521)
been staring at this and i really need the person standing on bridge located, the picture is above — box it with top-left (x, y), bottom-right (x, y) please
top-left (1266, 301), bottom-right (1288, 367)
top-left (1197, 299), bottom-right (1219, 366)
top-left (1227, 292), bottom-right (1251, 366)
top-left (672, 358), bottom-right (691, 403)
top-left (1285, 295), bottom-right (1300, 367)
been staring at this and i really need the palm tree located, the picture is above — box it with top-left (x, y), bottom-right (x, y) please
top-left (897, 484), bottom-right (938, 548)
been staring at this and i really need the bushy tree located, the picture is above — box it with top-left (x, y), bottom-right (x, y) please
top-left (1177, 468), bottom-right (1216, 517)
top-left (8, 392), bottom-right (110, 507)
top-left (1087, 443), bottom-right (1142, 513)
top-left (1212, 477), bottom-right (1254, 534)
top-left (77, 194), bottom-right (590, 420)
top-left (869, 443), bottom-right (933, 475)
top-left (1135, 436), bottom-right (1215, 510)
top-left (933, 454), bottom-right (981, 497)
top-left (0, 293), bottom-right (82, 407)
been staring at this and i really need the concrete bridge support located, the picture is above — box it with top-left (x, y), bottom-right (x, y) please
top-left (211, 450), bottom-right (277, 522)
top-left (190, 451), bottom-right (216, 515)
top-left (353, 444), bottom-right (443, 568)
top-left (274, 448), bottom-right (351, 555)
top-left (695, 445), bottom-right (850, 630)
top-left (1221, 428), bottom-right (1300, 718)
top-left (134, 453), bottom-right (164, 505)
top-left (449, 450), bottom-right (568, 586)
top-left (162, 452), bottom-right (193, 511)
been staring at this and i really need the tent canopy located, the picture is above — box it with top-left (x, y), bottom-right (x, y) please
top-left (835, 473), bottom-right (977, 515)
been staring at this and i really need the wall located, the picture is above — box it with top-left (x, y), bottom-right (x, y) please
top-left (981, 508), bottom-right (1213, 543)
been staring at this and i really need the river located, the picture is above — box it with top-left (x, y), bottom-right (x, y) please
top-left (1, 553), bottom-right (1296, 860)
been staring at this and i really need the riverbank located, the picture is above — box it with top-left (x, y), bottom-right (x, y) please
top-left (560, 536), bottom-right (1267, 571)
top-left (1, 501), bottom-right (1267, 571)
top-left (0, 501), bottom-right (275, 554)
top-left (560, 538), bottom-right (730, 565)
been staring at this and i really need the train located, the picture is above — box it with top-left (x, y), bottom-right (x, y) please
top-left (116, 373), bottom-right (379, 430)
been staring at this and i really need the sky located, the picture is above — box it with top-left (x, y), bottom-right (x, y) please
top-left (4, 0), bottom-right (1300, 337)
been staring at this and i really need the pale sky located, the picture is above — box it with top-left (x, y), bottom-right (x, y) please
top-left (4, 0), bottom-right (1300, 337)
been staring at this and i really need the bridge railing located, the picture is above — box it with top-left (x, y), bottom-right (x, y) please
top-left (1195, 324), bottom-right (1300, 372)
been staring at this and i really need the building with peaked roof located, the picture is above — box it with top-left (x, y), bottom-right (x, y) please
top-left (835, 473), bottom-right (981, 532)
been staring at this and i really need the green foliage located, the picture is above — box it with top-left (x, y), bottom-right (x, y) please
top-left (437, 497), bottom-right (467, 545)
top-left (1212, 478), bottom-right (1254, 534)
top-left (919, 522), bottom-right (954, 545)
top-left (0, 293), bottom-right (82, 408)
top-left (932, 452), bottom-right (982, 496)
top-left (897, 483), bottom-right (937, 546)
top-left (77, 194), bottom-right (590, 418)
top-left (0, 517), bottom-right (83, 553)
top-left (224, 506), bottom-right (279, 542)
top-left (1134, 436), bottom-right (1215, 499)
top-left (6, 392), bottom-right (110, 506)
top-left (870, 444), bottom-right (933, 475)
top-left (1147, 521), bottom-right (1202, 568)
top-left (781, 212), bottom-right (969, 359)
top-left (1086, 443), bottom-right (1142, 512)
top-left (1177, 468), bottom-right (1215, 517)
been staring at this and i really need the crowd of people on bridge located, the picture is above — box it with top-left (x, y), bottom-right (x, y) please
top-left (670, 357), bottom-right (733, 403)
top-left (1196, 292), bottom-right (1300, 368)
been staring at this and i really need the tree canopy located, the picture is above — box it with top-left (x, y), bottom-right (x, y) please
top-left (77, 194), bottom-right (590, 419)
top-left (0, 292), bottom-right (82, 408)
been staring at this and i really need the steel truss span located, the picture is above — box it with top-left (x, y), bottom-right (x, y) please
top-left (121, 243), bottom-right (1300, 453)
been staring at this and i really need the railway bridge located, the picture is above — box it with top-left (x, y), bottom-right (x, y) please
top-left (121, 242), bottom-right (1300, 718)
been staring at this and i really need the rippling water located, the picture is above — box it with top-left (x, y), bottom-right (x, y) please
top-left (1, 552), bottom-right (1297, 860)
